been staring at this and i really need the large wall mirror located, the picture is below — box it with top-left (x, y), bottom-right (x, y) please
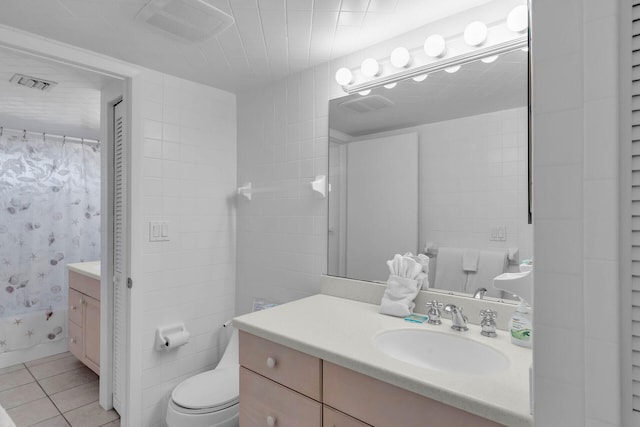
top-left (327, 45), bottom-right (531, 299)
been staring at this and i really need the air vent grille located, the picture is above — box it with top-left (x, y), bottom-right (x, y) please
top-left (136, 0), bottom-right (234, 42)
top-left (339, 95), bottom-right (395, 113)
top-left (10, 74), bottom-right (57, 91)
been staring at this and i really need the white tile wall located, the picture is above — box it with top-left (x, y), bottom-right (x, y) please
top-left (533, 1), bottom-right (620, 427)
top-left (136, 71), bottom-right (237, 427)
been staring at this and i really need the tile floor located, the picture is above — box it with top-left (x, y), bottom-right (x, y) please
top-left (0, 352), bottom-right (120, 427)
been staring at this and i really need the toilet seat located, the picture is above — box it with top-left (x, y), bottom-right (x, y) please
top-left (171, 365), bottom-right (239, 412)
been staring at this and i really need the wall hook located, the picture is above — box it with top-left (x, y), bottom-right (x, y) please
top-left (311, 175), bottom-right (327, 198)
top-left (237, 182), bottom-right (252, 200)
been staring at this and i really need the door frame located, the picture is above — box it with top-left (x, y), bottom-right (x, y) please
top-left (0, 24), bottom-right (142, 426)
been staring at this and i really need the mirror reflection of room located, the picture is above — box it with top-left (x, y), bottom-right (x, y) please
top-left (328, 21), bottom-right (531, 300)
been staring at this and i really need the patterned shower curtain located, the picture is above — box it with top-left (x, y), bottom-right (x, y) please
top-left (0, 132), bottom-right (101, 352)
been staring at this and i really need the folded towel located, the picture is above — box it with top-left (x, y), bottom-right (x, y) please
top-left (462, 248), bottom-right (480, 272)
top-left (380, 275), bottom-right (421, 317)
top-left (434, 247), bottom-right (466, 292)
top-left (465, 249), bottom-right (508, 296)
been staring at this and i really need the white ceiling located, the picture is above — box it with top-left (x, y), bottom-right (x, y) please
top-left (0, 0), bottom-right (494, 93)
top-left (0, 47), bottom-right (118, 140)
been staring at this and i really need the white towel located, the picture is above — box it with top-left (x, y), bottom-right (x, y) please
top-left (434, 247), bottom-right (467, 292)
top-left (380, 275), bottom-right (421, 317)
top-left (0, 403), bottom-right (16, 427)
top-left (465, 249), bottom-right (508, 295)
top-left (462, 248), bottom-right (480, 272)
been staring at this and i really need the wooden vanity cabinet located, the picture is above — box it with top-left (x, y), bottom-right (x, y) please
top-left (239, 331), bottom-right (505, 427)
top-left (68, 270), bottom-right (100, 375)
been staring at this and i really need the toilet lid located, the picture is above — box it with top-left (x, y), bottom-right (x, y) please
top-left (171, 365), bottom-right (239, 411)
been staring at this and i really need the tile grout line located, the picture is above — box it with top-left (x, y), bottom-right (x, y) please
top-left (25, 362), bottom-right (71, 426)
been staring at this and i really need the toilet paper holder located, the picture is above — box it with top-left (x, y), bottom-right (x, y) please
top-left (155, 323), bottom-right (190, 351)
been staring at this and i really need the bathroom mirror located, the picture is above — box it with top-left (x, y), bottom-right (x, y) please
top-left (327, 48), bottom-right (531, 299)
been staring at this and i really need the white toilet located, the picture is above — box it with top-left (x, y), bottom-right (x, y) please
top-left (166, 329), bottom-right (239, 427)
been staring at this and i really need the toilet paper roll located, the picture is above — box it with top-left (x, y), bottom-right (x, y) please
top-left (163, 330), bottom-right (190, 349)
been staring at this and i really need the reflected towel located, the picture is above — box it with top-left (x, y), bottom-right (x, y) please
top-left (462, 248), bottom-right (480, 272)
top-left (465, 249), bottom-right (508, 295)
top-left (380, 275), bottom-right (421, 317)
top-left (434, 247), bottom-right (466, 292)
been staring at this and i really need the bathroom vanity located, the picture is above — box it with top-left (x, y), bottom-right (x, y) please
top-left (234, 279), bottom-right (533, 427)
top-left (66, 261), bottom-right (101, 375)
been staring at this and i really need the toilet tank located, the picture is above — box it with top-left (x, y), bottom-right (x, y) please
top-left (217, 328), bottom-right (239, 369)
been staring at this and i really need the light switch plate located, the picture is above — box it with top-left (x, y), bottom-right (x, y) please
top-left (149, 221), bottom-right (170, 242)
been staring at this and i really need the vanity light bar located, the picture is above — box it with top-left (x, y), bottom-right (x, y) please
top-left (342, 35), bottom-right (528, 95)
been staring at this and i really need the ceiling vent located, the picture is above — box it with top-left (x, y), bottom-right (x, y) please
top-left (339, 95), bottom-right (395, 114)
top-left (136, 0), bottom-right (234, 42)
top-left (10, 74), bottom-right (57, 91)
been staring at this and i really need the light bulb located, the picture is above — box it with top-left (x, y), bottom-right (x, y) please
top-left (424, 34), bottom-right (447, 58)
top-left (361, 58), bottom-right (380, 78)
top-left (481, 55), bottom-right (498, 64)
top-left (358, 89), bottom-right (372, 96)
top-left (390, 47), bottom-right (411, 68)
top-left (445, 65), bottom-right (461, 73)
top-left (384, 82), bottom-right (397, 89)
top-left (335, 67), bottom-right (354, 86)
top-left (464, 21), bottom-right (488, 46)
top-left (507, 5), bottom-right (528, 33)
top-left (412, 74), bottom-right (428, 82)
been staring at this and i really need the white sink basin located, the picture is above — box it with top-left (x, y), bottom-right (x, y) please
top-left (374, 329), bottom-right (510, 375)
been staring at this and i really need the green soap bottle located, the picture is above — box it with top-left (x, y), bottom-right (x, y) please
top-left (509, 300), bottom-right (532, 348)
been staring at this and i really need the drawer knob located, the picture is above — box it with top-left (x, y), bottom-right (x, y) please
top-left (71, 305), bottom-right (77, 311)
top-left (266, 357), bottom-right (277, 369)
top-left (266, 415), bottom-right (276, 426)
top-left (69, 338), bottom-right (76, 344)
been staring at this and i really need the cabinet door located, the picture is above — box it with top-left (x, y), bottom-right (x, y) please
top-left (68, 288), bottom-right (83, 326)
top-left (83, 295), bottom-right (100, 375)
top-left (240, 367), bottom-right (321, 427)
top-left (323, 406), bottom-right (371, 427)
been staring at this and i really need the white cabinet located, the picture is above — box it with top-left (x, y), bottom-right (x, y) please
top-left (68, 270), bottom-right (100, 375)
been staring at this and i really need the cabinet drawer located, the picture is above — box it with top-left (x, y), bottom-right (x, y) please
top-left (68, 271), bottom-right (100, 300)
top-left (323, 406), bottom-right (371, 427)
top-left (323, 362), bottom-right (505, 427)
top-left (68, 321), bottom-right (83, 361)
top-left (68, 288), bottom-right (83, 326)
top-left (239, 331), bottom-right (322, 400)
top-left (240, 367), bottom-right (321, 427)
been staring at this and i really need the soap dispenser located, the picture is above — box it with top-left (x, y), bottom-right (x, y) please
top-left (493, 268), bottom-right (533, 348)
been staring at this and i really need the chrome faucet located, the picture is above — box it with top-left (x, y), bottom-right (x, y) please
top-left (473, 287), bottom-right (487, 299)
top-left (444, 304), bottom-right (468, 331)
top-left (425, 300), bottom-right (444, 325)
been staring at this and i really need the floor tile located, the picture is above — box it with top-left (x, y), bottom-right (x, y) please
top-left (6, 397), bottom-right (59, 426)
top-left (64, 401), bottom-right (119, 427)
top-left (99, 420), bottom-right (120, 427)
top-left (0, 368), bottom-right (34, 392)
top-left (31, 415), bottom-right (71, 427)
top-left (25, 352), bottom-right (71, 368)
top-left (0, 363), bottom-right (25, 376)
top-left (28, 354), bottom-right (85, 380)
top-left (0, 381), bottom-right (46, 409)
top-left (50, 380), bottom-right (99, 413)
top-left (38, 367), bottom-right (98, 395)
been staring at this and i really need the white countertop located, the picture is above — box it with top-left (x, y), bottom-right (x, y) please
top-left (233, 294), bottom-right (533, 427)
top-left (66, 261), bottom-right (100, 280)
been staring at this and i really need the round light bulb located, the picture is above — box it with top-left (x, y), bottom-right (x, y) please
top-left (412, 74), bottom-right (428, 82)
top-left (445, 65), bottom-right (461, 73)
top-left (361, 58), bottom-right (380, 78)
top-left (358, 89), bottom-right (372, 96)
top-left (335, 67), bottom-right (354, 86)
top-left (424, 34), bottom-right (447, 58)
top-left (481, 55), bottom-right (498, 64)
top-left (390, 47), bottom-right (411, 68)
top-left (383, 82), bottom-right (397, 89)
top-left (507, 5), bottom-right (528, 33)
top-left (464, 21), bottom-right (488, 46)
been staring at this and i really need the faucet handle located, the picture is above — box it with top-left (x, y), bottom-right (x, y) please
top-left (425, 300), bottom-right (443, 325)
top-left (480, 309), bottom-right (498, 337)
